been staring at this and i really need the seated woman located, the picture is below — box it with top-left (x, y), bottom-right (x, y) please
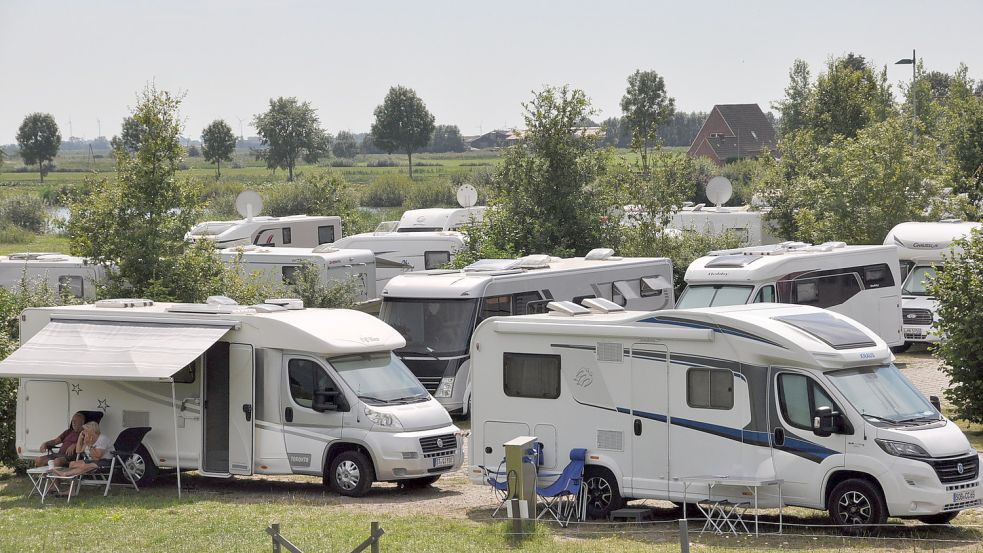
top-left (35, 411), bottom-right (85, 468)
top-left (52, 421), bottom-right (113, 477)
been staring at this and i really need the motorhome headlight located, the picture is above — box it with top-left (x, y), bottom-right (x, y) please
top-left (875, 439), bottom-right (929, 458)
top-left (363, 406), bottom-right (402, 430)
top-left (435, 377), bottom-right (455, 398)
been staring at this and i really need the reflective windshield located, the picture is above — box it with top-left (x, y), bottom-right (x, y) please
top-left (677, 285), bottom-right (754, 309)
top-left (380, 298), bottom-right (478, 356)
top-left (902, 266), bottom-right (937, 296)
top-left (329, 352), bottom-right (428, 403)
top-left (827, 364), bottom-right (938, 423)
top-left (189, 222), bottom-right (236, 237)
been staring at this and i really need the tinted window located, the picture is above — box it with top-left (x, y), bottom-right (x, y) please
top-left (317, 225), bottom-right (335, 244)
top-left (512, 291), bottom-right (542, 315)
top-left (677, 285), bottom-right (754, 308)
top-left (525, 300), bottom-right (551, 314)
top-left (424, 251), bottom-right (451, 270)
top-left (288, 358), bottom-right (335, 409)
top-left (686, 368), bottom-right (734, 409)
top-left (58, 275), bottom-right (84, 298)
top-left (774, 312), bottom-right (876, 350)
top-left (863, 264), bottom-right (894, 289)
top-left (791, 274), bottom-right (861, 308)
top-left (282, 227), bottom-right (292, 245)
top-left (282, 265), bottom-right (300, 284)
top-left (480, 295), bottom-right (511, 320)
top-left (753, 285), bottom-right (776, 303)
top-left (778, 372), bottom-right (837, 431)
top-left (640, 277), bottom-right (667, 298)
top-left (503, 353), bottom-right (560, 399)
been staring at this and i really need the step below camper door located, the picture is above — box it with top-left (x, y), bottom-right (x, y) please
top-left (629, 343), bottom-right (670, 496)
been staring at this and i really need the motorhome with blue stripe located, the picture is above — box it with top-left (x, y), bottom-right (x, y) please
top-left (468, 301), bottom-right (979, 529)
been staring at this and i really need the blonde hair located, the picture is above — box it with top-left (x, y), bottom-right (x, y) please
top-left (81, 421), bottom-right (101, 436)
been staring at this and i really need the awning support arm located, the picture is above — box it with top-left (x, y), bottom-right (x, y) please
top-left (171, 380), bottom-right (182, 499)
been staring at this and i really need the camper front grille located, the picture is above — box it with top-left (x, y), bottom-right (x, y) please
top-left (417, 376), bottom-right (443, 394)
top-left (420, 433), bottom-right (457, 454)
top-left (903, 308), bottom-right (933, 326)
top-left (927, 454), bottom-right (979, 484)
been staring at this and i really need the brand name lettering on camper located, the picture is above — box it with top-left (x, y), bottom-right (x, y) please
top-left (912, 242), bottom-right (940, 248)
top-left (708, 271), bottom-right (729, 276)
top-left (287, 453), bottom-right (312, 467)
top-left (360, 336), bottom-right (381, 343)
top-left (859, 352), bottom-right (876, 360)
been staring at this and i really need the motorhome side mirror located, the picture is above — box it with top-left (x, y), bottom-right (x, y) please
top-left (929, 395), bottom-right (941, 412)
top-left (313, 390), bottom-right (343, 412)
top-left (813, 405), bottom-right (836, 437)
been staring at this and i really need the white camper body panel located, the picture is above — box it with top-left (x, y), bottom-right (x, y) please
top-left (12, 303), bottom-right (461, 487)
top-left (395, 207), bottom-right (486, 233)
top-left (327, 232), bottom-right (465, 291)
top-left (669, 206), bottom-right (781, 246)
top-left (188, 215), bottom-right (343, 249)
top-left (0, 253), bottom-right (106, 300)
top-left (379, 254), bottom-right (675, 414)
top-left (469, 304), bottom-right (979, 519)
top-left (883, 221), bottom-right (983, 345)
top-left (218, 246), bottom-right (377, 302)
top-left (681, 243), bottom-right (903, 347)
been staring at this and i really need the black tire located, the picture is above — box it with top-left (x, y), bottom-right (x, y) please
top-left (583, 466), bottom-right (623, 519)
top-left (891, 342), bottom-right (912, 354)
top-left (917, 511), bottom-right (960, 525)
top-left (125, 445), bottom-right (159, 487)
top-left (400, 475), bottom-right (441, 489)
top-left (327, 450), bottom-right (374, 497)
top-left (828, 478), bottom-right (887, 534)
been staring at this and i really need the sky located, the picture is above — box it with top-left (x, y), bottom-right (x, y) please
top-left (2, 0), bottom-right (982, 144)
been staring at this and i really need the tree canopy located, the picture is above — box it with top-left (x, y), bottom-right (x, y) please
top-left (371, 86), bottom-right (435, 177)
top-left (16, 113), bottom-right (61, 182)
top-left (428, 124), bottom-right (467, 153)
top-left (111, 116), bottom-right (147, 154)
top-left (201, 119), bottom-right (237, 178)
top-left (253, 97), bottom-right (331, 181)
top-left (332, 130), bottom-right (358, 159)
top-left (620, 70), bottom-right (675, 173)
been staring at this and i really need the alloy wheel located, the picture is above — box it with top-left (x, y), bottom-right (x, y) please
top-left (837, 490), bottom-right (873, 525)
top-left (584, 475), bottom-right (613, 511)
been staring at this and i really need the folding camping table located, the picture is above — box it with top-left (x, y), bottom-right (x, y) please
top-left (676, 475), bottom-right (783, 535)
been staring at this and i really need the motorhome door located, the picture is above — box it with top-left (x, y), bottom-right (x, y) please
top-left (202, 342), bottom-right (255, 475)
top-left (228, 343), bottom-right (255, 475)
top-left (629, 343), bottom-right (670, 495)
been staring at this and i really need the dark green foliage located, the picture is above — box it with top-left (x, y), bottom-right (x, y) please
top-left (620, 70), bottom-right (675, 172)
top-left (187, 145), bottom-right (201, 158)
top-left (111, 116), bottom-right (147, 154)
top-left (288, 262), bottom-right (359, 309)
top-left (332, 130), bottom-right (359, 159)
top-left (366, 158), bottom-right (400, 167)
top-left (621, 227), bottom-right (744, 297)
top-left (428, 125), bottom-right (467, 153)
top-left (201, 120), bottom-right (237, 178)
top-left (405, 181), bottom-right (456, 209)
top-left (371, 86), bottom-right (436, 177)
top-left (253, 97), bottom-right (331, 181)
top-left (16, 112), bottom-right (61, 182)
top-left (927, 230), bottom-right (983, 422)
top-left (264, 173), bottom-right (364, 232)
top-left (330, 158), bottom-right (356, 167)
top-left (0, 194), bottom-right (48, 233)
top-left (360, 174), bottom-right (410, 207)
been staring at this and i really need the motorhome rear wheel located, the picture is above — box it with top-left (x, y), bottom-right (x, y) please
top-left (828, 478), bottom-right (888, 533)
top-left (126, 445), bottom-right (159, 486)
top-left (583, 466), bottom-right (623, 519)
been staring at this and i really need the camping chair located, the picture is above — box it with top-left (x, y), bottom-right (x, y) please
top-left (46, 427), bottom-right (152, 503)
top-left (535, 448), bottom-right (587, 528)
top-left (480, 442), bottom-right (543, 518)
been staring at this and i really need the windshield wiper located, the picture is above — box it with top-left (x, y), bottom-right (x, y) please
top-left (895, 414), bottom-right (942, 424)
top-left (357, 394), bottom-right (389, 404)
top-left (389, 395), bottom-right (429, 404)
top-left (399, 347), bottom-right (441, 361)
top-left (862, 413), bottom-right (904, 425)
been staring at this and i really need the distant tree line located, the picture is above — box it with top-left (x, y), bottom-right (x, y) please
top-left (600, 112), bottom-right (708, 149)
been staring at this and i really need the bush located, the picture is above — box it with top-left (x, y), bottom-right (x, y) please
top-left (927, 229), bottom-right (983, 422)
top-left (413, 161), bottom-right (442, 167)
top-left (366, 158), bottom-right (400, 168)
top-left (0, 194), bottom-right (48, 233)
top-left (405, 182), bottom-right (456, 209)
top-left (620, 225), bottom-right (744, 296)
top-left (0, 221), bottom-right (34, 244)
top-left (287, 262), bottom-right (361, 308)
top-left (262, 173), bottom-right (366, 232)
top-left (361, 183), bottom-right (406, 207)
top-left (330, 158), bottom-right (356, 167)
top-left (39, 183), bottom-right (76, 206)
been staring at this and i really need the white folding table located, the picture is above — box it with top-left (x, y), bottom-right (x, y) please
top-left (676, 475), bottom-right (783, 535)
top-left (26, 467), bottom-right (53, 500)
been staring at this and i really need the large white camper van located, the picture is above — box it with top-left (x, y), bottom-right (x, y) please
top-left (669, 205), bottom-right (781, 247)
top-left (187, 215), bottom-right (343, 249)
top-left (379, 249), bottom-right (674, 414)
top-left (5, 299), bottom-right (463, 496)
top-left (469, 302), bottom-right (979, 528)
top-left (327, 232), bottom-right (466, 291)
top-left (679, 242), bottom-right (903, 348)
top-left (0, 253), bottom-right (106, 300)
top-left (218, 246), bottom-right (377, 302)
top-left (394, 207), bottom-right (486, 233)
top-left (883, 221), bottom-right (983, 349)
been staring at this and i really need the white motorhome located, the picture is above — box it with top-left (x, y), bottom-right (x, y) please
top-left (883, 221), bottom-right (983, 349)
top-left (219, 246), bottom-right (377, 302)
top-left (394, 207), bottom-right (486, 233)
top-left (0, 253), bottom-right (106, 300)
top-left (379, 249), bottom-right (674, 415)
top-left (187, 215), bottom-right (343, 249)
top-left (669, 205), bottom-right (781, 247)
top-left (5, 299), bottom-right (463, 496)
top-left (680, 242), bottom-right (903, 348)
top-left (469, 302), bottom-right (979, 528)
top-left (327, 232), bottom-right (466, 291)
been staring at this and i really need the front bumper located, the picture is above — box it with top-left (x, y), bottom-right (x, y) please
top-left (882, 455), bottom-right (981, 516)
top-left (366, 425), bottom-right (463, 481)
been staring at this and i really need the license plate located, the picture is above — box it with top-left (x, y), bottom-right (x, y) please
top-left (433, 455), bottom-right (455, 468)
top-left (954, 490), bottom-right (976, 502)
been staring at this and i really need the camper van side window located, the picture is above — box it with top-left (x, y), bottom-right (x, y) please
top-left (282, 227), bottom-right (292, 245)
top-left (480, 295), bottom-right (511, 320)
top-left (777, 373), bottom-right (837, 431)
top-left (282, 266), bottom-right (300, 285)
top-left (791, 274), bottom-right (862, 308)
top-left (512, 291), bottom-right (542, 315)
top-left (424, 251), bottom-right (451, 270)
top-left (862, 264), bottom-right (894, 289)
top-left (503, 353), bottom-right (561, 399)
top-left (686, 368), bottom-right (733, 409)
top-left (753, 285), bottom-right (776, 303)
top-left (317, 225), bottom-right (335, 244)
top-left (58, 275), bottom-right (84, 298)
top-left (639, 277), bottom-right (665, 298)
top-left (288, 358), bottom-right (335, 409)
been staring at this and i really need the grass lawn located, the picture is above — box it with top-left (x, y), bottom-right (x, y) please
top-left (0, 234), bottom-right (70, 256)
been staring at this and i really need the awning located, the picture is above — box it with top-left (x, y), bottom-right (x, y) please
top-left (0, 319), bottom-right (233, 381)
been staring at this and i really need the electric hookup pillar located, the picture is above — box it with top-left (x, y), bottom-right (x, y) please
top-left (503, 435), bottom-right (539, 531)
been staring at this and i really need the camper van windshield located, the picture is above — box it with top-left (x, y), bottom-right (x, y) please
top-left (328, 352), bottom-right (429, 404)
top-left (380, 298), bottom-right (479, 357)
top-left (677, 285), bottom-right (753, 309)
top-left (902, 266), bottom-right (936, 296)
top-left (189, 222), bottom-right (236, 236)
top-left (827, 364), bottom-right (939, 424)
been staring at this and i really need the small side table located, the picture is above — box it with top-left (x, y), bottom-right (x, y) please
top-left (26, 467), bottom-right (53, 501)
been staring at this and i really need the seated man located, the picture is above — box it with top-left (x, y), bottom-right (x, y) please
top-left (52, 421), bottom-right (112, 477)
top-left (35, 412), bottom-right (85, 468)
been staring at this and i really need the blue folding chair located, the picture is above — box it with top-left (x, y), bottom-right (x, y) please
top-left (536, 448), bottom-right (587, 527)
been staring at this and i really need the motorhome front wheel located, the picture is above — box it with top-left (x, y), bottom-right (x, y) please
top-left (828, 478), bottom-right (887, 533)
top-left (327, 450), bottom-right (375, 497)
top-left (400, 475), bottom-right (442, 489)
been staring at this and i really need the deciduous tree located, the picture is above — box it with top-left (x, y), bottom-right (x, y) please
top-left (773, 59), bottom-right (812, 138)
top-left (111, 116), bottom-right (147, 154)
top-left (371, 86), bottom-right (435, 178)
top-left (201, 120), bottom-right (237, 178)
top-left (428, 125), bottom-right (466, 153)
top-left (332, 130), bottom-right (358, 159)
top-left (253, 97), bottom-right (331, 181)
top-left (16, 113), bottom-right (61, 182)
top-left (620, 70), bottom-right (675, 174)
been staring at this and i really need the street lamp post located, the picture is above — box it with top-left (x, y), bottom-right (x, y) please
top-left (895, 49), bottom-right (917, 151)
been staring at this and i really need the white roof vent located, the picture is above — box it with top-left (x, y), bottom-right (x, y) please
top-left (515, 254), bottom-right (552, 269)
top-left (207, 295), bottom-right (239, 306)
top-left (820, 241), bottom-right (847, 249)
top-left (95, 298), bottom-right (154, 309)
top-left (251, 303), bottom-right (287, 313)
top-left (265, 298), bottom-right (304, 310)
top-left (374, 221), bottom-right (399, 234)
top-left (585, 248), bottom-right (615, 261)
top-left (692, 203), bottom-right (705, 211)
top-left (166, 303), bottom-right (252, 315)
top-left (581, 297), bottom-right (625, 313)
top-left (547, 301), bottom-right (591, 316)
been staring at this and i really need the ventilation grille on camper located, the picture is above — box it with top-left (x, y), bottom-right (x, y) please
top-left (596, 342), bottom-right (624, 363)
top-left (122, 410), bottom-right (150, 428)
top-left (596, 430), bottom-right (624, 451)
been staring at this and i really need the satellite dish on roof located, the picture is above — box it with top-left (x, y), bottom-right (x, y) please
top-left (457, 184), bottom-right (478, 208)
top-left (235, 191), bottom-right (264, 221)
top-left (706, 177), bottom-right (733, 208)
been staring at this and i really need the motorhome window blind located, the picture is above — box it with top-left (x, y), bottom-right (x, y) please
top-left (480, 295), bottom-right (511, 320)
top-left (503, 353), bottom-right (560, 399)
top-left (686, 368), bottom-right (733, 409)
top-left (317, 225), bottom-right (335, 244)
top-left (282, 227), bottom-right (292, 244)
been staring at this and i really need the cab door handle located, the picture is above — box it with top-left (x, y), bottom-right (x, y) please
top-left (242, 404), bottom-right (252, 422)
top-left (285, 407), bottom-right (293, 423)
top-left (634, 419), bottom-right (642, 436)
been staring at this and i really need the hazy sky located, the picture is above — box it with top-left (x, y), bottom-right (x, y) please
top-left (2, 0), bottom-right (982, 143)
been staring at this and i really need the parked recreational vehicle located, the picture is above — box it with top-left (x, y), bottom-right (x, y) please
top-left (469, 302), bottom-right (979, 527)
top-left (669, 205), bottom-right (781, 246)
top-left (0, 253), bottom-right (106, 299)
top-left (6, 299), bottom-right (463, 496)
top-left (327, 232), bottom-right (466, 291)
top-left (218, 246), bottom-right (377, 302)
top-left (394, 207), bottom-right (486, 233)
top-left (187, 215), bottom-right (343, 249)
top-left (679, 242), bottom-right (903, 347)
top-left (379, 249), bottom-right (674, 414)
